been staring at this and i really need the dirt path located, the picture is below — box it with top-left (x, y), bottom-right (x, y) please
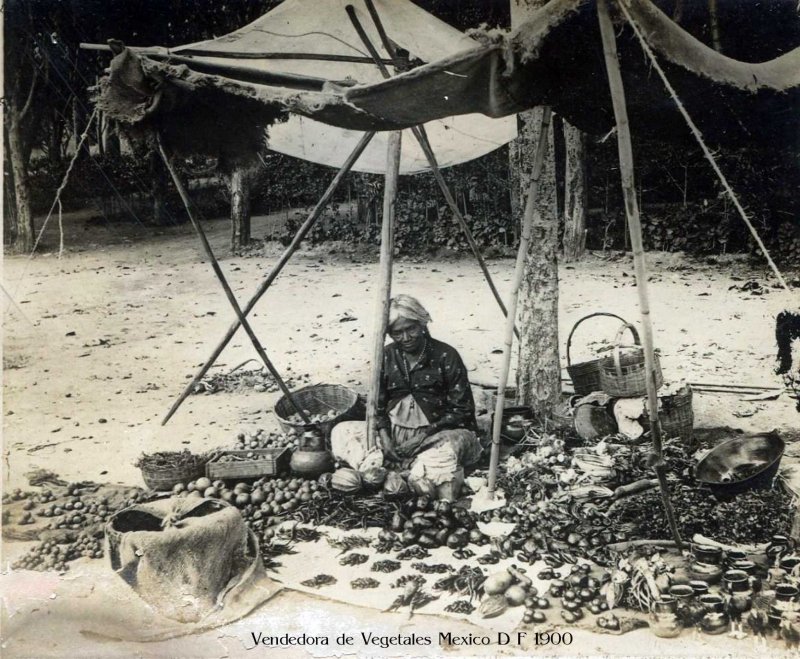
top-left (2, 212), bottom-right (798, 657)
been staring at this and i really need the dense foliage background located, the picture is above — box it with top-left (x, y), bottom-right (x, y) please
top-left (6, 0), bottom-right (799, 262)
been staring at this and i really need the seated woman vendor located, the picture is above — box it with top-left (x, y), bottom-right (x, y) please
top-left (332, 295), bottom-right (483, 499)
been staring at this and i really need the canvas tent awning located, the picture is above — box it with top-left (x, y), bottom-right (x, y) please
top-left (124, 0), bottom-right (517, 174)
top-left (98, 0), bottom-right (800, 158)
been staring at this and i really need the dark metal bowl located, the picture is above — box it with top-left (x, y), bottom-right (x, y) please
top-left (695, 431), bottom-right (785, 496)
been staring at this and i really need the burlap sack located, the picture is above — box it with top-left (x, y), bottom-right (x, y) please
top-left (106, 496), bottom-right (265, 623)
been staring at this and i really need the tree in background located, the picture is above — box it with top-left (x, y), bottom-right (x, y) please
top-left (509, 0), bottom-right (561, 420)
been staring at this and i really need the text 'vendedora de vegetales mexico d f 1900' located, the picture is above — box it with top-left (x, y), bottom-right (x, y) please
top-left (250, 631), bottom-right (534, 648)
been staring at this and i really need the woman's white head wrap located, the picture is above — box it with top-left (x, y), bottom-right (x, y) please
top-left (388, 294), bottom-right (431, 330)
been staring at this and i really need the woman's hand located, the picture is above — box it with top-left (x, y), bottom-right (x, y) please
top-left (378, 428), bottom-right (401, 462)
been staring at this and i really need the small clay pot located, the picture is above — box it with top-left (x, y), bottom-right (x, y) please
top-left (698, 594), bottom-right (729, 635)
top-left (779, 556), bottom-right (800, 573)
top-left (723, 569), bottom-right (752, 594)
top-left (774, 582), bottom-right (800, 610)
top-left (651, 597), bottom-right (682, 638)
top-left (689, 580), bottom-right (710, 597)
top-left (767, 535), bottom-right (792, 565)
top-left (693, 544), bottom-right (723, 566)
top-left (290, 449), bottom-right (335, 478)
top-left (726, 549), bottom-right (747, 566)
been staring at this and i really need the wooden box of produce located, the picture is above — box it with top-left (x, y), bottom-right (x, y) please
top-left (206, 448), bottom-right (290, 480)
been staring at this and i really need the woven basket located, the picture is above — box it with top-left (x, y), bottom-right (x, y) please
top-left (657, 384), bottom-right (694, 442)
top-left (600, 323), bottom-right (663, 397)
top-left (566, 312), bottom-right (639, 396)
top-left (140, 458), bottom-right (208, 492)
top-left (274, 383), bottom-right (360, 439)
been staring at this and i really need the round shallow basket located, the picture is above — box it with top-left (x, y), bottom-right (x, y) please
top-left (566, 312), bottom-right (639, 396)
top-left (140, 460), bottom-right (207, 492)
top-left (274, 383), bottom-right (360, 439)
top-left (600, 323), bottom-right (663, 398)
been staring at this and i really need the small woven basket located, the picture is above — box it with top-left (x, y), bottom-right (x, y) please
top-left (274, 383), bottom-right (360, 438)
top-left (566, 312), bottom-right (639, 396)
top-left (657, 384), bottom-right (694, 442)
top-left (140, 458), bottom-right (208, 491)
top-left (600, 324), bottom-right (663, 397)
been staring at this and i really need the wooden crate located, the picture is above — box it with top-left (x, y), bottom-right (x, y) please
top-left (206, 448), bottom-right (290, 480)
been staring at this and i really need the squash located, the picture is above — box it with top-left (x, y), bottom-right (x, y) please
top-left (484, 570), bottom-right (515, 596)
top-left (330, 468), bottom-right (362, 493)
top-left (383, 471), bottom-right (409, 499)
top-left (361, 467), bottom-right (387, 488)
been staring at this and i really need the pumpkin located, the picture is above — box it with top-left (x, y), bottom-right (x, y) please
top-left (330, 468), bottom-right (362, 493)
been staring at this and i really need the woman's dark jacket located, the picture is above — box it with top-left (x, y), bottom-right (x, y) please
top-left (376, 336), bottom-right (478, 433)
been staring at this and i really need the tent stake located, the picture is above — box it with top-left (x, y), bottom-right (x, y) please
top-left (162, 131), bottom-right (375, 425)
top-left (597, 0), bottom-right (682, 549)
top-left (366, 131), bottom-right (402, 450)
top-left (157, 135), bottom-right (310, 424)
top-left (350, 1), bottom-right (518, 336)
top-left (487, 108), bottom-right (552, 498)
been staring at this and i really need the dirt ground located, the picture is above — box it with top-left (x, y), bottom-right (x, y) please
top-left (2, 210), bottom-right (798, 658)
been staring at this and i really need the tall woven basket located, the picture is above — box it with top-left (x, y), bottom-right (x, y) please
top-left (599, 324), bottom-right (663, 398)
top-left (566, 312), bottom-right (639, 396)
top-left (274, 383), bottom-right (360, 439)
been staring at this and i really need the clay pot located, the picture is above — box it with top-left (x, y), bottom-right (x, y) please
top-left (698, 594), bottom-right (729, 635)
top-left (689, 581), bottom-right (709, 597)
top-left (773, 583), bottom-right (800, 611)
top-left (767, 535), bottom-right (792, 565)
top-left (779, 556), bottom-right (800, 574)
top-left (693, 544), bottom-right (723, 565)
top-left (651, 597), bottom-right (682, 638)
top-left (290, 449), bottom-right (335, 478)
top-left (668, 585), bottom-right (696, 625)
top-left (723, 569), bottom-right (752, 594)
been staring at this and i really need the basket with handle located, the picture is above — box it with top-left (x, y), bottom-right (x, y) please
top-left (274, 383), bottom-right (360, 439)
top-left (600, 324), bottom-right (663, 397)
top-left (566, 312), bottom-right (640, 396)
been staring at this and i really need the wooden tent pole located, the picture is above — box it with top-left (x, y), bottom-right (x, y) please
top-left (487, 108), bottom-right (552, 497)
top-left (161, 130), bottom-right (376, 425)
top-left (367, 131), bottom-right (402, 450)
top-left (349, 1), bottom-right (518, 336)
top-left (156, 135), bottom-right (310, 423)
top-left (597, 0), bottom-right (682, 548)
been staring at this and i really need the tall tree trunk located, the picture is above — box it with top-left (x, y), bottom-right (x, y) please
top-left (230, 166), bottom-right (252, 252)
top-left (6, 115), bottom-right (35, 253)
top-left (510, 0), bottom-right (561, 419)
top-left (562, 122), bottom-right (588, 261)
top-left (513, 109), bottom-right (560, 418)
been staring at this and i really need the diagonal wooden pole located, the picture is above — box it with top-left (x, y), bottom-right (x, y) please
top-left (350, 1), bottom-right (518, 337)
top-left (161, 131), bottom-right (375, 424)
top-left (487, 108), bottom-right (552, 497)
top-left (597, 0), bottom-right (682, 548)
top-left (157, 135), bottom-right (311, 424)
